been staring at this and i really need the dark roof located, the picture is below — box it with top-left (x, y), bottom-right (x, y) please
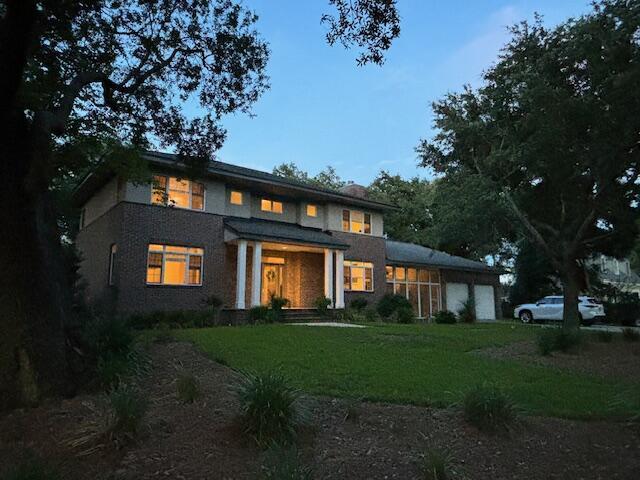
top-left (385, 240), bottom-right (498, 273)
top-left (224, 217), bottom-right (350, 250)
top-left (73, 151), bottom-right (395, 210)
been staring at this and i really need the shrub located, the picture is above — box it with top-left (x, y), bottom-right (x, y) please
top-left (106, 383), bottom-right (148, 441)
top-left (5, 456), bottom-right (61, 480)
top-left (83, 315), bottom-right (133, 358)
top-left (377, 294), bottom-right (412, 319)
top-left (235, 370), bottom-right (306, 447)
top-left (458, 299), bottom-right (476, 324)
top-left (595, 330), bottom-right (614, 343)
top-left (364, 306), bottom-right (381, 323)
top-left (340, 308), bottom-right (366, 323)
top-left (268, 295), bottom-right (290, 323)
top-left (95, 344), bottom-right (150, 389)
top-left (206, 294), bottom-right (224, 310)
top-left (433, 310), bottom-right (457, 324)
top-left (176, 372), bottom-right (200, 403)
top-left (350, 298), bottom-right (368, 312)
top-left (314, 296), bottom-right (331, 316)
top-left (391, 305), bottom-right (415, 324)
top-left (622, 328), bottom-right (640, 342)
top-left (261, 444), bottom-right (313, 480)
top-left (603, 301), bottom-right (640, 326)
top-left (151, 322), bottom-right (174, 344)
top-left (127, 310), bottom-right (214, 329)
top-left (422, 448), bottom-right (453, 480)
top-left (249, 306), bottom-right (271, 324)
top-left (462, 384), bottom-right (517, 433)
top-left (536, 328), bottom-right (582, 355)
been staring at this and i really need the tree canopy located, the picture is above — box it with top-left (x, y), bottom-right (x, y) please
top-left (418, 0), bottom-right (640, 329)
top-left (272, 162), bottom-right (346, 191)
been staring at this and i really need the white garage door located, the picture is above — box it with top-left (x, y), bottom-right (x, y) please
top-left (446, 283), bottom-right (469, 314)
top-left (474, 285), bottom-right (496, 320)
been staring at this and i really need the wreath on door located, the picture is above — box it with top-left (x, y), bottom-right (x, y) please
top-left (266, 270), bottom-right (276, 281)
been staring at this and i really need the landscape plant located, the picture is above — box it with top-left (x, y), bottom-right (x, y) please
top-left (537, 328), bottom-right (582, 356)
top-left (261, 444), bottom-right (313, 480)
top-left (106, 383), bottom-right (149, 443)
top-left (457, 299), bottom-right (476, 324)
top-left (234, 370), bottom-right (306, 447)
top-left (377, 294), bottom-right (413, 319)
top-left (350, 298), bottom-right (369, 312)
top-left (314, 296), bottom-right (332, 316)
top-left (433, 310), bottom-right (457, 325)
top-left (249, 306), bottom-right (272, 325)
top-left (176, 372), bottom-right (200, 403)
top-left (462, 383), bottom-right (517, 433)
top-left (422, 448), bottom-right (453, 480)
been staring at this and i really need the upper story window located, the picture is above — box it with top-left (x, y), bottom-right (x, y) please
top-left (146, 244), bottom-right (203, 286)
top-left (261, 198), bottom-right (283, 214)
top-left (230, 191), bottom-right (243, 205)
top-left (342, 209), bottom-right (371, 234)
top-left (151, 175), bottom-right (204, 210)
top-left (344, 260), bottom-right (374, 292)
top-left (306, 204), bottom-right (318, 217)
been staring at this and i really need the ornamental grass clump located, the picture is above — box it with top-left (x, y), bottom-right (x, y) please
top-left (422, 448), bottom-right (454, 480)
top-left (622, 327), bottom-right (640, 342)
top-left (235, 370), bottom-right (307, 447)
top-left (462, 384), bottom-right (517, 433)
top-left (261, 444), bottom-right (313, 480)
top-left (176, 372), bottom-right (200, 403)
top-left (536, 327), bottom-right (581, 356)
top-left (106, 383), bottom-right (149, 442)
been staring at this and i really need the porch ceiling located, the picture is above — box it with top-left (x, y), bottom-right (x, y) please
top-left (224, 217), bottom-right (349, 250)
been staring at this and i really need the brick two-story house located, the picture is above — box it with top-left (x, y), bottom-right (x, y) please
top-left (74, 151), bottom-right (501, 321)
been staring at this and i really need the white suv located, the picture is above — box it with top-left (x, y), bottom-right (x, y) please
top-left (513, 296), bottom-right (605, 326)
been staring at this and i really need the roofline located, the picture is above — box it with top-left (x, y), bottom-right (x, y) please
top-left (385, 258), bottom-right (502, 274)
top-left (143, 151), bottom-right (397, 211)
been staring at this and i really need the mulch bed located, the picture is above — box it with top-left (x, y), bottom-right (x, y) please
top-left (476, 338), bottom-right (640, 382)
top-left (1, 340), bottom-right (639, 480)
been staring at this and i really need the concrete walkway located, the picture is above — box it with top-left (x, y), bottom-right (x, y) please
top-left (288, 322), bottom-right (366, 328)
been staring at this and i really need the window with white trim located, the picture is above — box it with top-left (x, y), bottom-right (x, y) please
top-left (306, 204), bottom-right (318, 217)
top-left (151, 175), bottom-right (205, 210)
top-left (344, 261), bottom-right (374, 292)
top-left (342, 209), bottom-right (371, 234)
top-left (386, 266), bottom-right (441, 318)
top-left (261, 198), bottom-right (283, 213)
top-left (230, 190), bottom-right (243, 205)
top-left (146, 244), bottom-right (203, 286)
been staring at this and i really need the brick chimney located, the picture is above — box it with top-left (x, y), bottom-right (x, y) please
top-left (339, 183), bottom-right (368, 199)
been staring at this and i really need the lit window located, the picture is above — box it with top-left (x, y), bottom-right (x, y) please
top-left (386, 265), bottom-right (441, 318)
top-left (342, 209), bottom-right (372, 234)
top-left (230, 191), bottom-right (243, 205)
top-left (146, 244), bottom-right (203, 286)
top-left (108, 244), bottom-right (117, 286)
top-left (151, 175), bottom-right (205, 210)
top-left (261, 198), bottom-right (283, 214)
top-left (306, 204), bottom-right (318, 217)
top-left (344, 261), bottom-right (374, 292)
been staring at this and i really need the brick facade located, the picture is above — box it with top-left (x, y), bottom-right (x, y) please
top-left (76, 201), bottom-right (501, 319)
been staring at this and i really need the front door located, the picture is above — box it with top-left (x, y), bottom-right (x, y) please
top-left (261, 263), bottom-right (284, 304)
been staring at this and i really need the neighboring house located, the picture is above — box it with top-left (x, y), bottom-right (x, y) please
top-left (74, 151), bottom-right (501, 321)
top-left (596, 255), bottom-right (640, 297)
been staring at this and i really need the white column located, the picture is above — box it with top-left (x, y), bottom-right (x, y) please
top-left (324, 248), bottom-right (334, 307)
top-left (335, 250), bottom-right (345, 309)
top-left (235, 240), bottom-right (247, 309)
top-left (251, 241), bottom-right (262, 307)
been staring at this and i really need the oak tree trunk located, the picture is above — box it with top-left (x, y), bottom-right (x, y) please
top-left (560, 258), bottom-right (582, 332)
top-left (0, 113), bottom-right (73, 409)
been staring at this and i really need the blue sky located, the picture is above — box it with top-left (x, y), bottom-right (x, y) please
top-left (211, 0), bottom-right (592, 184)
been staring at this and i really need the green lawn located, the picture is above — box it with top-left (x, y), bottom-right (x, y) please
top-left (174, 323), bottom-right (640, 419)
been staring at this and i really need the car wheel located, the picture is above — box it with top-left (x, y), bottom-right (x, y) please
top-left (519, 311), bottom-right (533, 324)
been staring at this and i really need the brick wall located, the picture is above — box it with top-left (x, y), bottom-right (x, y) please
top-left (115, 202), bottom-right (228, 314)
top-left (330, 231), bottom-right (387, 308)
